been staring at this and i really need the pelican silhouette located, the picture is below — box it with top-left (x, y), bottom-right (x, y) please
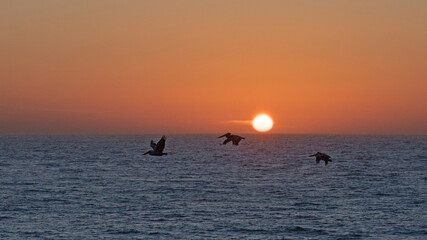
top-left (310, 152), bottom-right (332, 165)
top-left (218, 133), bottom-right (245, 146)
top-left (144, 135), bottom-right (168, 156)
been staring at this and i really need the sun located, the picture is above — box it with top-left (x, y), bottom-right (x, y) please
top-left (252, 114), bottom-right (274, 132)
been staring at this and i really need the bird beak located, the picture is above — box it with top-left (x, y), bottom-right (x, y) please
top-left (309, 154), bottom-right (315, 157)
top-left (218, 134), bottom-right (227, 138)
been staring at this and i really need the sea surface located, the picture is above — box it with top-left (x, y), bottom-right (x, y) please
top-left (0, 134), bottom-right (426, 239)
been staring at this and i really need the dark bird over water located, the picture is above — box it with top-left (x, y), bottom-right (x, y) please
top-left (218, 133), bottom-right (245, 146)
top-left (144, 135), bottom-right (168, 156)
top-left (310, 152), bottom-right (332, 165)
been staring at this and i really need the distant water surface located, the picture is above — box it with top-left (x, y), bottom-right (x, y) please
top-left (0, 134), bottom-right (426, 239)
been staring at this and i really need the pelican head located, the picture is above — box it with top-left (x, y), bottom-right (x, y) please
top-left (310, 152), bottom-right (321, 157)
top-left (218, 133), bottom-right (231, 138)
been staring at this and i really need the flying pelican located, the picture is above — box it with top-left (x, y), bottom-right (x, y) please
top-left (218, 133), bottom-right (245, 146)
top-left (310, 152), bottom-right (332, 165)
top-left (144, 135), bottom-right (168, 156)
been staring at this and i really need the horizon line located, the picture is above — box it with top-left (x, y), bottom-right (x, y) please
top-left (0, 132), bottom-right (426, 136)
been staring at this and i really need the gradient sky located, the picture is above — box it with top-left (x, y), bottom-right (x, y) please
top-left (1, 0), bottom-right (426, 134)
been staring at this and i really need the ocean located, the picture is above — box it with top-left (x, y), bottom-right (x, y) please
top-left (0, 134), bottom-right (426, 239)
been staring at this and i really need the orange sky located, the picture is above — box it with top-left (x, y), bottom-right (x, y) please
top-left (1, 0), bottom-right (426, 134)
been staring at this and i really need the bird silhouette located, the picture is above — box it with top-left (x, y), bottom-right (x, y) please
top-left (144, 136), bottom-right (168, 156)
top-left (310, 152), bottom-right (332, 165)
top-left (218, 133), bottom-right (245, 146)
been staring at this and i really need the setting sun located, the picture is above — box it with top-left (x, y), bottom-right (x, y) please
top-left (252, 114), bottom-right (274, 132)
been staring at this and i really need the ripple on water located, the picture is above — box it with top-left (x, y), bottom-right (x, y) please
top-left (0, 134), bottom-right (425, 239)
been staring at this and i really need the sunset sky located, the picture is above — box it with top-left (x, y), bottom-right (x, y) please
top-left (1, 0), bottom-right (426, 134)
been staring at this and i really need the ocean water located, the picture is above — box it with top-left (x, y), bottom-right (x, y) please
top-left (0, 134), bottom-right (426, 239)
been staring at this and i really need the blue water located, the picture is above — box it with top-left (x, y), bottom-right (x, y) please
top-left (0, 134), bottom-right (426, 239)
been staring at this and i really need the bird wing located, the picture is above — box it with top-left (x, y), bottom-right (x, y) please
top-left (150, 140), bottom-right (157, 150)
top-left (155, 136), bottom-right (166, 153)
top-left (223, 138), bottom-right (232, 145)
top-left (232, 137), bottom-right (243, 145)
top-left (321, 153), bottom-right (331, 159)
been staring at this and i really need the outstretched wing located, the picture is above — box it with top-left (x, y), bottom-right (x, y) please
top-left (232, 137), bottom-right (244, 145)
top-left (155, 136), bottom-right (166, 153)
top-left (150, 140), bottom-right (157, 150)
top-left (222, 138), bottom-right (232, 145)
